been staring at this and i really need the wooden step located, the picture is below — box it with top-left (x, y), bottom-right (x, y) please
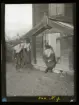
top-left (32, 63), bottom-right (74, 75)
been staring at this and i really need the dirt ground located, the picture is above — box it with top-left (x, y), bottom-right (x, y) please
top-left (6, 63), bottom-right (74, 96)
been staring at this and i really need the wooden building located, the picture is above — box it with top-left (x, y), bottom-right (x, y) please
top-left (15, 4), bottom-right (74, 72)
top-left (30, 3), bottom-right (74, 72)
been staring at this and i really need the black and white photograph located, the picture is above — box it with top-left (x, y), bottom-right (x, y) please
top-left (5, 4), bottom-right (74, 96)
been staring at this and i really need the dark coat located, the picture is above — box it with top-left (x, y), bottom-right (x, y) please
top-left (43, 51), bottom-right (56, 68)
top-left (23, 48), bottom-right (31, 64)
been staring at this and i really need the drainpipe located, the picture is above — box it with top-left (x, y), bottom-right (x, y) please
top-left (32, 36), bottom-right (36, 64)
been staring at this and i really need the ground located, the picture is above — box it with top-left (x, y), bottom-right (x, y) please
top-left (6, 63), bottom-right (74, 96)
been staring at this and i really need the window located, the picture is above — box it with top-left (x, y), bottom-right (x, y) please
top-left (64, 4), bottom-right (73, 18)
top-left (49, 4), bottom-right (65, 16)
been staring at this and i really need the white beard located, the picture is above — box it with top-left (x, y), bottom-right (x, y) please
top-left (13, 44), bottom-right (23, 53)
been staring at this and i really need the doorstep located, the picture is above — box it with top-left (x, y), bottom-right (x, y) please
top-left (32, 63), bottom-right (74, 75)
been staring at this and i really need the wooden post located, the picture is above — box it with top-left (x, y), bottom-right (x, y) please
top-left (42, 34), bottom-right (43, 55)
top-left (32, 36), bottom-right (36, 64)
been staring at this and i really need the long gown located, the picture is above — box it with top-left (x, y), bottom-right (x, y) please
top-left (23, 43), bottom-right (32, 67)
